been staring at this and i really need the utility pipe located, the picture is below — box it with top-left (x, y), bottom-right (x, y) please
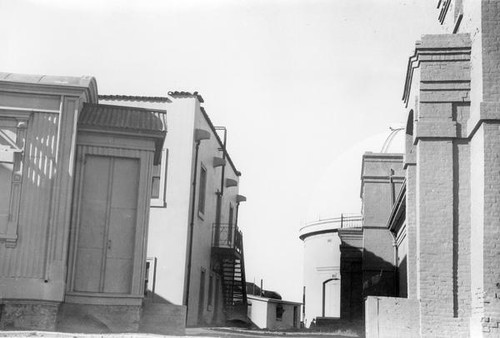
top-left (390, 232), bottom-right (398, 297)
top-left (214, 127), bottom-right (227, 234)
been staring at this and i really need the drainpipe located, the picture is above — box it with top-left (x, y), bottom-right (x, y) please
top-left (390, 232), bottom-right (398, 297)
top-left (389, 169), bottom-right (396, 206)
top-left (185, 129), bottom-right (211, 318)
top-left (388, 169), bottom-right (398, 296)
top-left (214, 127), bottom-right (227, 240)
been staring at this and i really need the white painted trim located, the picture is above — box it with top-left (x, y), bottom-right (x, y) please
top-left (0, 106), bottom-right (59, 114)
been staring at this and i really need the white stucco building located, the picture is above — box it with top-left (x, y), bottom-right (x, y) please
top-left (102, 92), bottom-right (248, 328)
top-left (247, 295), bottom-right (301, 330)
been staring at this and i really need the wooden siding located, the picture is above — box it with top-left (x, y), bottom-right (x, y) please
top-left (0, 112), bottom-right (59, 277)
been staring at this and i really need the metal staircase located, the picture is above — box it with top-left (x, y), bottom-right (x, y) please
top-left (212, 223), bottom-right (248, 322)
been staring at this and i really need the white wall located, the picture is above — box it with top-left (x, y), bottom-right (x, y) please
top-left (248, 296), bottom-right (301, 330)
top-left (248, 297), bottom-right (268, 329)
top-left (302, 230), bottom-right (341, 326)
top-left (147, 98), bottom-right (196, 305)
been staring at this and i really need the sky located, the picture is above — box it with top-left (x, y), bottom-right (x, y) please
top-left (1, 0), bottom-right (443, 302)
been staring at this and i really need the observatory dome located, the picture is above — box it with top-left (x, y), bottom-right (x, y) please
top-left (302, 126), bottom-right (405, 229)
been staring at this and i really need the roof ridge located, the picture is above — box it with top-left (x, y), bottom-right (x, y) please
top-left (99, 94), bottom-right (171, 103)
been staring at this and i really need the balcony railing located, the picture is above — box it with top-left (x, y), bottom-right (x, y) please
top-left (212, 223), bottom-right (243, 255)
top-left (339, 214), bottom-right (363, 228)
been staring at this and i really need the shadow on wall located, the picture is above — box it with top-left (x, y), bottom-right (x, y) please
top-left (145, 291), bottom-right (176, 305)
top-left (339, 242), bottom-right (398, 323)
top-left (362, 247), bottom-right (397, 299)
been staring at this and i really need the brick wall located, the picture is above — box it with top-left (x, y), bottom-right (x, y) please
top-left (455, 140), bottom-right (471, 321)
top-left (467, 1), bottom-right (500, 336)
top-left (405, 163), bottom-right (418, 299)
top-left (416, 139), bottom-right (457, 336)
top-left (369, 2), bottom-right (500, 336)
top-left (365, 296), bottom-right (420, 338)
top-left (470, 122), bottom-right (500, 336)
top-left (481, 1), bottom-right (500, 103)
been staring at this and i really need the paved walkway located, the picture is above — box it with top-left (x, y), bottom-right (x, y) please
top-left (0, 328), bottom-right (356, 338)
top-left (187, 327), bottom-right (356, 337)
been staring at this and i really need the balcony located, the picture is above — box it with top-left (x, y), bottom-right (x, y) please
top-left (212, 223), bottom-right (243, 257)
top-left (299, 214), bottom-right (363, 240)
top-left (339, 214), bottom-right (363, 229)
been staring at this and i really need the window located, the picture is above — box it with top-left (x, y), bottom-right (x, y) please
top-left (228, 204), bottom-right (234, 245)
top-left (0, 114), bottom-right (28, 248)
top-left (151, 165), bottom-right (161, 198)
top-left (198, 165), bottom-right (207, 215)
top-left (207, 273), bottom-right (214, 310)
top-left (214, 277), bottom-right (220, 319)
top-left (144, 257), bottom-right (157, 298)
top-left (198, 268), bottom-right (206, 323)
top-left (276, 304), bottom-right (285, 321)
top-left (151, 149), bottom-right (168, 207)
top-left (0, 121), bottom-right (17, 224)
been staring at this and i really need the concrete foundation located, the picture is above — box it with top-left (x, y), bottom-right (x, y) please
top-left (139, 300), bottom-right (186, 335)
top-left (0, 301), bottom-right (59, 331)
top-left (56, 303), bottom-right (141, 333)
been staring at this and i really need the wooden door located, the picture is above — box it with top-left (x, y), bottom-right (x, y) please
top-left (73, 155), bottom-right (139, 294)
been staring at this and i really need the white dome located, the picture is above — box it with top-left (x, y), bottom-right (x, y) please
top-left (304, 127), bottom-right (404, 225)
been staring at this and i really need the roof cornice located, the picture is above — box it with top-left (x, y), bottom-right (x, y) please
top-left (0, 73), bottom-right (98, 103)
top-left (402, 34), bottom-right (471, 108)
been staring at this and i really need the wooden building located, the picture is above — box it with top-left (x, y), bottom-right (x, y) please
top-left (0, 73), bottom-right (166, 332)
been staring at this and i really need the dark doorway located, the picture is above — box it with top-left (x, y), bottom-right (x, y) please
top-left (198, 269), bottom-right (206, 324)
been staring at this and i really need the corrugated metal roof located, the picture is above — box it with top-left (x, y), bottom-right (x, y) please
top-left (79, 103), bottom-right (166, 134)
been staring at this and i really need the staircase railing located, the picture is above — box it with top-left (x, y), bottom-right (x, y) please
top-left (212, 223), bottom-right (243, 255)
top-left (239, 232), bottom-right (247, 305)
top-left (212, 223), bottom-right (248, 321)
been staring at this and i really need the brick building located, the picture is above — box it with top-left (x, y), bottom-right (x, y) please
top-left (338, 151), bottom-right (405, 325)
top-left (300, 128), bottom-right (404, 328)
top-left (355, 1), bottom-right (500, 337)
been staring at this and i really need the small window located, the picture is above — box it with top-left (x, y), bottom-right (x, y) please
top-left (276, 304), bottom-right (285, 321)
top-left (151, 165), bottom-right (161, 198)
top-left (198, 165), bottom-right (207, 215)
top-left (151, 149), bottom-right (168, 207)
top-left (144, 257), bottom-right (157, 298)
